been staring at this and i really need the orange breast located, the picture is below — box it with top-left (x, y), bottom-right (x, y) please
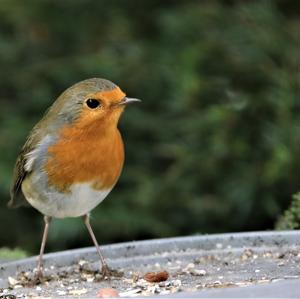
top-left (45, 122), bottom-right (125, 192)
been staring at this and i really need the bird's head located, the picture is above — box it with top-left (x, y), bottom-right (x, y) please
top-left (47, 78), bottom-right (140, 132)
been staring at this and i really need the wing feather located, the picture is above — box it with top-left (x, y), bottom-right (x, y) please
top-left (8, 126), bottom-right (43, 208)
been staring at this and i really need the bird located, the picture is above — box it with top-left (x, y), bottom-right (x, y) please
top-left (8, 78), bottom-right (140, 279)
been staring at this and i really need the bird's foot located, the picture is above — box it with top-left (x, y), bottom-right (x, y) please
top-left (101, 264), bottom-right (111, 279)
top-left (32, 268), bottom-right (44, 284)
top-left (100, 265), bottom-right (123, 280)
top-left (20, 268), bottom-right (45, 287)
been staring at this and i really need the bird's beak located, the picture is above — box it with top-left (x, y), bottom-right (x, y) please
top-left (118, 97), bottom-right (141, 106)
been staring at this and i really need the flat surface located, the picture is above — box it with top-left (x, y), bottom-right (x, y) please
top-left (1, 231), bottom-right (300, 298)
top-left (168, 279), bottom-right (300, 298)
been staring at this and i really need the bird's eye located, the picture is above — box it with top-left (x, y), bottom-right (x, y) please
top-left (86, 98), bottom-right (101, 109)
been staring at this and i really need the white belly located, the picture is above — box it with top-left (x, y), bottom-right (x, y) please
top-left (23, 181), bottom-right (112, 218)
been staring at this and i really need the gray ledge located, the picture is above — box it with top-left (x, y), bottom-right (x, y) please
top-left (1, 230), bottom-right (300, 297)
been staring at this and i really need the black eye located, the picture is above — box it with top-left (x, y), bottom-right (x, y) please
top-left (86, 98), bottom-right (101, 109)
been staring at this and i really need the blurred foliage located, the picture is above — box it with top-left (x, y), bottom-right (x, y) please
top-left (0, 0), bottom-right (300, 254)
top-left (0, 247), bottom-right (28, 261)
top-left (276, 192), bottom-right (300, 230)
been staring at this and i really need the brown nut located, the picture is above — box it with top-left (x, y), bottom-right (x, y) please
top-left (144, 270), bottom-right (169, 282)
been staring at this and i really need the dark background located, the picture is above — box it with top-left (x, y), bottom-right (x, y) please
top-left (0, 0), bottom-right (300, 255)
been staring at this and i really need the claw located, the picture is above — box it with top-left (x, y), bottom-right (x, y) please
top-left (101, 264), bottom-right (112, 279)
top-left (36, 269), bottom-right (44, 279)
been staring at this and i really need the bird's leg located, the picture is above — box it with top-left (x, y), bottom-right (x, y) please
top-left (36, 215), bottom-right (52, 278)
top-left (83, 214), bottom-right (110, 278)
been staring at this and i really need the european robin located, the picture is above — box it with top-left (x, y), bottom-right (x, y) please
top-left (8, 78), bottom-right (140, 278)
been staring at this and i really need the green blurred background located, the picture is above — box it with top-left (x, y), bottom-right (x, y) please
top-left (1, 0), bottom-right (300, 257)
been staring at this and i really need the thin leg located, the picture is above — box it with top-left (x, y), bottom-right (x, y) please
top-left (36, 215), bottom-right (52, 277)
top-left (83, 214), bottom-right (110, 277)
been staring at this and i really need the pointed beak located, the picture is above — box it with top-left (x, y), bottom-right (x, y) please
top-left (118, 97), bottom-right (141, 106)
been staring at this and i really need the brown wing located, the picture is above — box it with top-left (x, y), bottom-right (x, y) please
top-left (8, 83), bottom-right (83, 208)
top-left (8, 126), bottom-right (42, 208)
top-left (8, 152), bottom-right (29, 208)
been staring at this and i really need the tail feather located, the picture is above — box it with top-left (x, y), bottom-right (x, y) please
top-left (8, 191), bottom-right (30, 208)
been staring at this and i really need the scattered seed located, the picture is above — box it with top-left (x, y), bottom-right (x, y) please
top-left (69, 288), bottom-right (88, 295)
top-left (119, 288), bottom-right (142, 297)
top-left (191, 269), bottom-right (207, 276)
top-left (8, 277), bottom-right (19, 286)
top-left (57, 290), bottom-right (67, 296)
top-left (278, 262), bottom-right (285, 266)
top-left (78, 259), bottom-right (88, 267)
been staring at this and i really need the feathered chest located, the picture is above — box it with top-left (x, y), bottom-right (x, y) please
top-left (44, 125), bottom-right (125, 192)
